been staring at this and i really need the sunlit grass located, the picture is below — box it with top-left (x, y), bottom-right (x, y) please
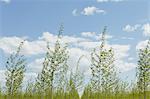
top-left (0, 91), bottom-right (150, 99)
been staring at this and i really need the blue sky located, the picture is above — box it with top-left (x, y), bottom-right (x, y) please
top-left (0, 0), bottom-right (149, 37)
top-left (0, 0), bottom-right (150, 85)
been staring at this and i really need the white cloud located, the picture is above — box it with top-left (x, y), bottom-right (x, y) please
top-left (1, 0), bottom-right (10, 3)
top-left (24, 72), bottom-right (37, 84)
top-left (28, 58), bottom-right (44, 73)
top-left (123, 23), bottom-right (150, 37)
top-left (72, 6), bottom-right (106, 16)
top-left (136, 40), bottom-right (149, 50)
top-left (0, 32), bottom-right (137, 85)
top-left (39, 32), bottom-right (57, 43)
top-left (0, 36), bottom-right (24, 54)
top-left (123, 24), bottom-right (141, 32)
top-left (81, 32), bottom-right (113, 40)
top-left (111, 44), bottom-right (130, 59)
top-left (97, 0), bottom-right (124, 3)
top-left (81, 32), bottom-right (96, 38)
top-left (0, 36), bottom-right (47, 55)
top-left (142, 23), bottom-right (150, 36)
top-left (68, 48), bottom-right (90, 72)
top-left (115, 60), bottom-right (136, 72)
top-left (40, 32), bottom-right (89, 44)
top-left (77, 41), bottom-right (100, 49)
top-left (0, 32), bottom-right (90, 55)
top-left (111, 44), bottom-right (136, 71)
top-left (82, 6), bottom-right (106, 16)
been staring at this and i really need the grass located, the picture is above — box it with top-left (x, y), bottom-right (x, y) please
top-left (0, 91), bottom-right (150, 99)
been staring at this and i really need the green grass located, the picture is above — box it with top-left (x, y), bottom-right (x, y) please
top-left (0, 91), bottom-right (150, 99)
top-left (81, 92), bottom-right (150, 99)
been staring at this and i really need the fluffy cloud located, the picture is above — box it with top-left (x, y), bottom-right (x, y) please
top-left (123, 23), bottom-right (150, 37)
top-left (24, 72), bottom-right (37, 84)
top-left (123, 24), bottom-right (141, 32)
top-left (142, 23), bottom-right (150, 36)
top-left (40, 32), bottom-right (89, 44)
top-left (82, 6), bottom-right (106, 16)
top-left (39, 32), bottom-right (57, 43)
top-left (97, 0), bottom-right (124, 3)
top-left (0, 32), bottom-right (90, 55)
top-left (0, 36), bottom-right (47, 55)
top-left (0, 36), bottom-right (23, 54)
top-left (111, 44), bottom-right (137, 71)
top-left (115, 60), bottom-right (136, 72)
top-left (72, 6), bottom-right (106, 16)
top-left (81, 32), bottom-right (96, 38)
top-left (111, 44), bottom-right (130, 59)
top-left (136, 40), bottom-right (149, 50)
top-left (0, 32), bottom-right (137, 85)
top-left (81, 32), bottom-right (113, 40)
top-left (28, 58), bottom-right (44, 73)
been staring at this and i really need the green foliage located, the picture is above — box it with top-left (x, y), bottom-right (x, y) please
top-left (5, 41), bottom-right (26, 95)
top-left (67, 74), bottom-right (80, 99)
top-left (136, 39), bottom-right (150, 98)
top-left (81, 84), bottom-right (92, 99)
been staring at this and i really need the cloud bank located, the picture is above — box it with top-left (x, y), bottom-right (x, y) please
top-left (0, 32), bottom-right (136, 85)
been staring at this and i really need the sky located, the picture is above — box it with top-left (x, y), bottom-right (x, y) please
top-left (0, 0), bottom-right (150, 87)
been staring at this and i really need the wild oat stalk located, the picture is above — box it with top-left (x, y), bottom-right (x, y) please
top-left (25, 80), bottom-right (34, 96)
top-left (90, 27), bottom-right (119, 94)
top-left (35, 24), bottom-right (69, 96)
top-left (5, 41), bottom-right (26, 95)
top-left (71, 55), bottom-right (84, 91)
top-left (0, 83), bottom-right (2, 95)
top-left (136, 39), bottom-right (150, 99)
top-left (66, 55), bottom-right (84, 99)
top-left (67, 72), bottom-right (80, 99)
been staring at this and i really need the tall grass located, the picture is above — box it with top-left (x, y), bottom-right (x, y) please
top-left (0, 26), bottom-right (150, 99)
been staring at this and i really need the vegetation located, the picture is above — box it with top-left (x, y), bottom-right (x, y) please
top-left (35, 24), bottom-right (69, 97)
top-left (0, 26), bottom-right (150, 99)
top-left (90, 26), bottom-right (119, 94)
top-left (136, 39), bottom-right (150, 99)
top-left (5, 41), bottom-right (26, 95)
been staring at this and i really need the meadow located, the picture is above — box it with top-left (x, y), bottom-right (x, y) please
top-left (0, 26), bottom-right (150, 99)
